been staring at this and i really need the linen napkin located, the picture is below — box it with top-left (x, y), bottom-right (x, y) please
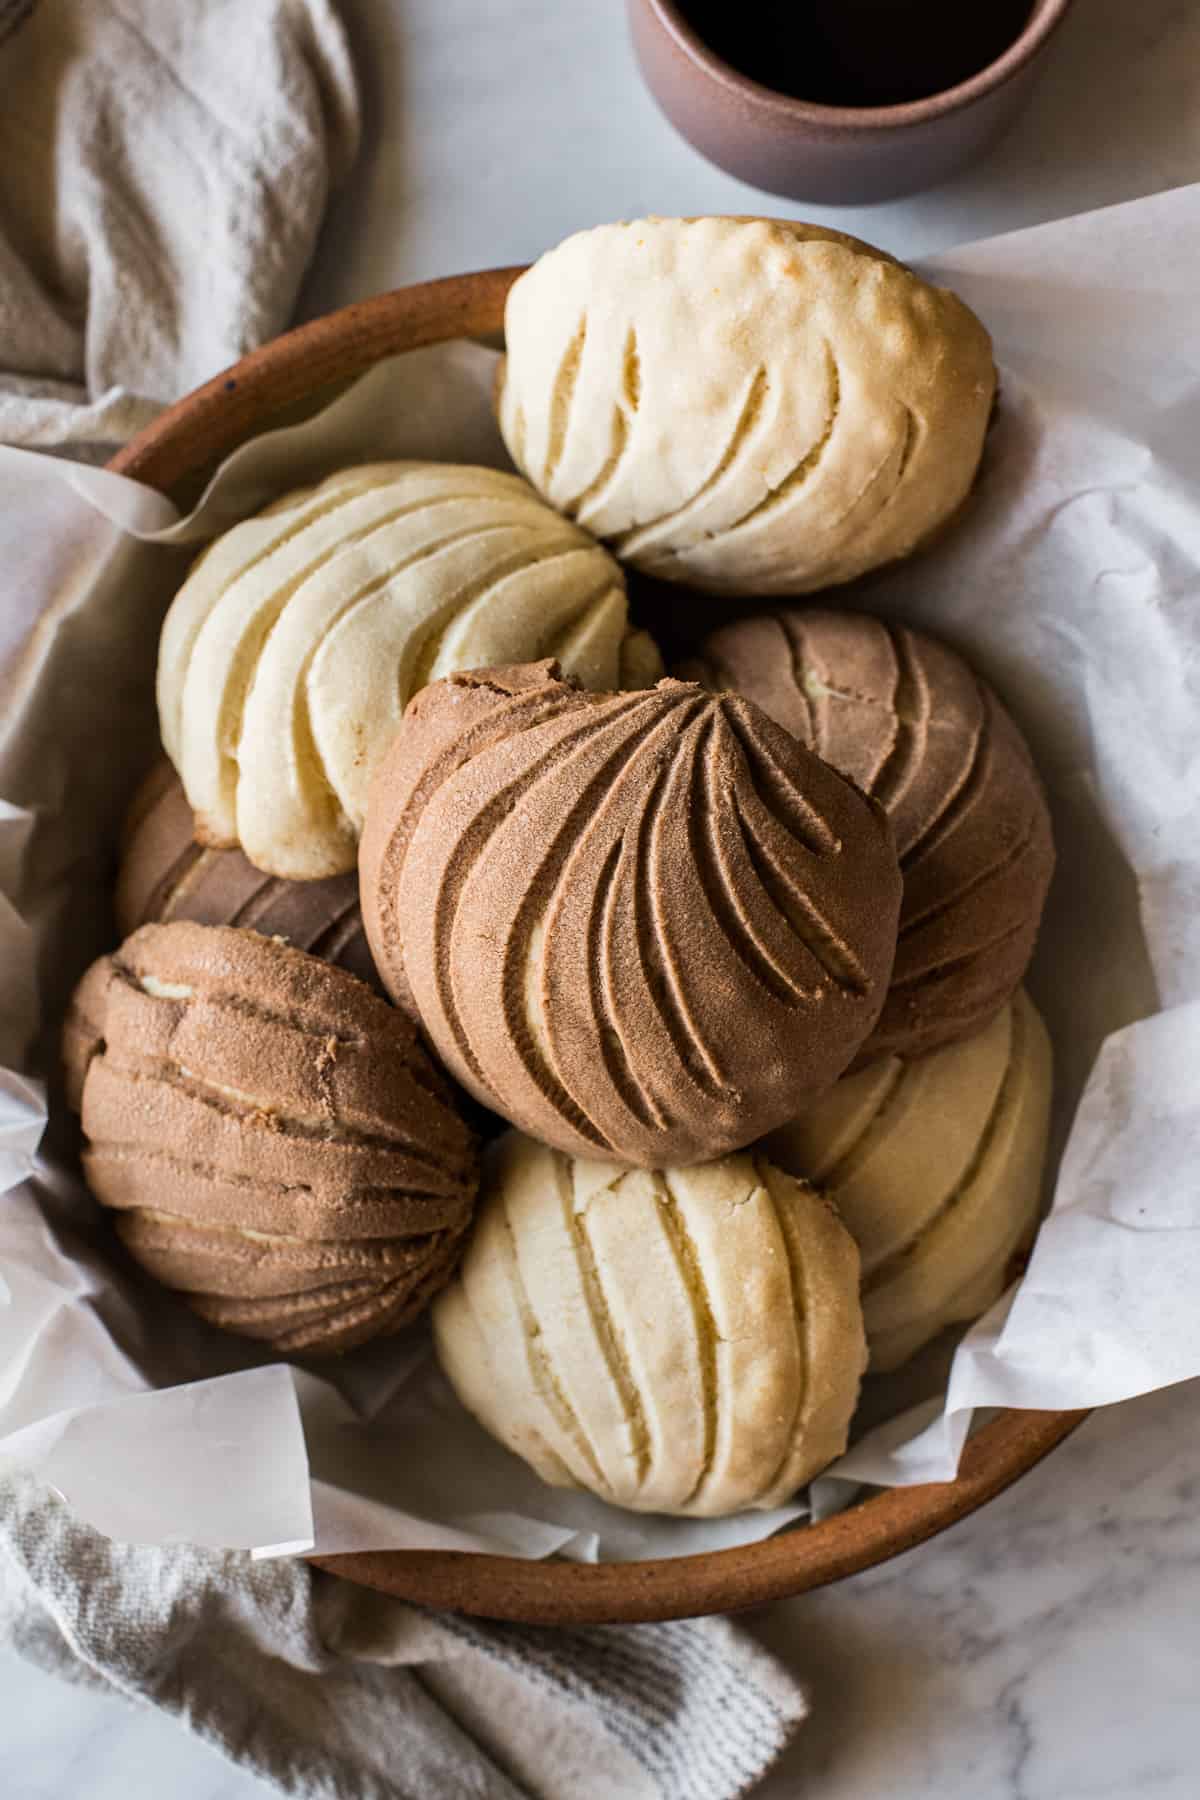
top-left (0, 1471), bottom-right (805, 1800)
top-left (0, 6), bottom-right (810, 1796)
top-left (0, 0), bottom-right (360, 455)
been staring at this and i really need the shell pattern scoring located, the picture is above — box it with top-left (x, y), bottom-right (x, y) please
top-left (360, 662), bottom-right (903, 1167)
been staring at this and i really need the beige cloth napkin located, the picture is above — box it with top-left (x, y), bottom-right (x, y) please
top-left (0, 0), bottom-right (360, 455)
top-left (0, 1472), bottom-right (805, 1800)
top-left (0, 6), bottom-right (810, 1796)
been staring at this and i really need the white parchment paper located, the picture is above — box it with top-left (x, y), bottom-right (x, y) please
top-left (2, 187), bottom-right (1198, 1557)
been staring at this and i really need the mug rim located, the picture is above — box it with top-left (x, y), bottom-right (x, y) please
top-left (642, 0), bottom-right (1076, 132)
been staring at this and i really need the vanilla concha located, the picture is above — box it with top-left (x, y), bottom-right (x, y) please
top-left (433, 1133), bottom-right (866, 1516)
top-left (496, 216), bottom-right (996, 595)
top-left (157, 462), bottom-right (662, 880)
top-left (764, 989), bottom-right (1052, 1372)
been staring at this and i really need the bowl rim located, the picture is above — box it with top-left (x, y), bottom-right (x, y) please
top-left (108, 266), bottom-right (1086, 1625)
top-left (635, 0), bottom-right (1076, 132)
top-left (311, 1408), bottom-right (1085, 1624)
top-left (109, 268), bottom-right (527, 492)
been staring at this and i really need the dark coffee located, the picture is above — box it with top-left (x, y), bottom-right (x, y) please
top-left (677, 0), bottom-right (1036, 108)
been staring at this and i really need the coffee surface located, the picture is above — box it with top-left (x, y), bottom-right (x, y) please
top-left (677, 0), bottom-right (1035, 107)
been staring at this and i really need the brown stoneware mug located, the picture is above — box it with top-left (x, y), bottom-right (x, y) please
top-left (629, 0), bottom-right (1076, 204)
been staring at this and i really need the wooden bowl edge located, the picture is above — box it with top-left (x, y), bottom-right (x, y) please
top-left (109, 267), bottom-right (526, 494)
top-left (309, 1410), bottom-right (1087, 1623)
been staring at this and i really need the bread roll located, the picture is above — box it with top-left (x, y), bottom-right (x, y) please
top-left (497, 217), bottom-right (995, 595)
top-left (764, 990), bottom-right (1052, 1370)
top-left (157, 463), bottom-right (661, 879)
top-left (359, 660), bottom-right (902, 1167)
top-left (433, 1133), bottom-right (866, 1515)
top-left (63, 923), bottom-right (479, 1355)
top-left (678, 608), bottom-right (1054, 1061)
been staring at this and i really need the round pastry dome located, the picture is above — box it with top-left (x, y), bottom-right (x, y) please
top-left (678, 608), bottom-right (1054, 1062)
top-left (359, 659), bottom-right (902, 1167)
top-left (433, 1132), bottom-right (866, 1516)
top-left (63, 922), bottom-right (479, 1355)
top-left (116, 761), bottom-right (378, 990)
top-left (765, 989), bottom-right (1052, 1371)
top-left (157, 462), bottom-right (661, 880)
top-left (496, 216), bottom-right (996, 596)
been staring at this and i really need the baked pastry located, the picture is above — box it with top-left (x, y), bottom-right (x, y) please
top-left (764, 990), bottom-right (1052, 1371)
top-left (496, 216), bottom-right (995, 595)
top-left (116, 760), bottom-right (378, 990)
top-left (63, 922), bottom-right (479, 1355)
top-left (157, 462), bottom-right (662, 880)
top-left (359, 660), bottom-right (902, 1167)
top-left (433, 1133), bottom-right (866, 1515)
top-left (678, 609), bottom-right (1054, 1061)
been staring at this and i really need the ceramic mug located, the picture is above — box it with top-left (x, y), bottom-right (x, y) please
top-left (628, 0), bottom-right (1076, 204)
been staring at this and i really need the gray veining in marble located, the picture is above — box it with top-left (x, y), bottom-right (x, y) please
top-left (754, 1384), bottom-right (1200, 1799)
top-left (6, 0), bottom-right (1200, 1794)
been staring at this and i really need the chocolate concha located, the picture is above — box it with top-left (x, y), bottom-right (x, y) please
top-left (433, 1133), bottom-right (866, 1516)
top-left (63, 922), bottom-right (479, 1356)
top-left (764, 989), bottom-right (1052, 1371)
top-left (678, 609), bottom-right (1054, 1062)
top-left (156, 462), bottom-right (663, 881)
top-left (359, 660), bottom-right (902, 1167)
top-left (116, 761), bottom-right (378, 990)
top-left (496, 216), bottom-right (996, 595)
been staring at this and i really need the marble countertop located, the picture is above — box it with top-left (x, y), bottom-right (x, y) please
top-left (7, 1), bottom-right (1200, 1795)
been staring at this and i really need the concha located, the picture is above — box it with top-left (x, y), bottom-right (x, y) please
top-left (157, 462), bottom-right (661, 879)
top-left (679, 608), bottom-right (1054, 1061)
top-left (359, 659), bottom-right (902, 1167)
top-left (63, 922), bottom-right (479, 1355)
top-left (433, 1132), bottom-right (866, 1516)
top-left (497, 216), bottom-right (996, 595)
top-left (765, 989), bottom-right (1052, 1370)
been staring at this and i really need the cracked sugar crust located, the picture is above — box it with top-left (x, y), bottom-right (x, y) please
top-left (497, 217), bottom-right (995, 596)
top-left (359, 660), bottom-right (903, 1167)
top-left (62, 921), bottom-right (479, 1355)
top-left (765, 989), bottom-right (1053, 1371)
top-left (433, 1132), bottom-right (866, 1517)
top-left (155, 462), bottom-right (662, 880)
top-left (678, 608), bottom-right (1055, 1063)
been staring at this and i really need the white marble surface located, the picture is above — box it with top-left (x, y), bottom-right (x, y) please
top-left (755, 1385), bottom-right (1200, 1799)
top-left (7, 0), bottom-right (1200, 1795)
top-left (299, 0), bottom-right (1200, 303)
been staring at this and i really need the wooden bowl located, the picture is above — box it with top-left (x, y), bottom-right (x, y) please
top-left (109, 270), bottom-right (1085, 1626)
